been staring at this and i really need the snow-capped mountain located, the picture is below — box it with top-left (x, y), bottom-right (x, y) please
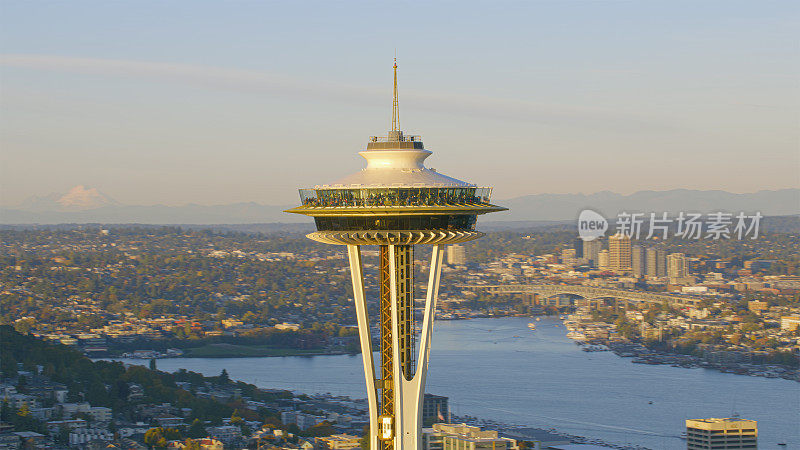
top-left (18, 185), bottom-right (119, 212)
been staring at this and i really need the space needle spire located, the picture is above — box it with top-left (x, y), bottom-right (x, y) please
top-left (286, 63), bottom-right (506, 450)
top-left (392, 58), bottom-right (400, 134)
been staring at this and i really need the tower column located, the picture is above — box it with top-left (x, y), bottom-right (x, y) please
top-left (346, 245), bottom-right (379, 450)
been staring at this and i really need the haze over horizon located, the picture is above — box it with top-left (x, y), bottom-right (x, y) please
top-left (2, 1), bottom-right (798, 207)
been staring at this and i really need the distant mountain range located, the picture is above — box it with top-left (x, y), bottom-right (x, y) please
top-left (1, 186), bottom-right (797, 225)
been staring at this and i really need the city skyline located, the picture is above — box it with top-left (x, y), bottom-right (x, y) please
top-left (2, 1), bottom-right (799, 207)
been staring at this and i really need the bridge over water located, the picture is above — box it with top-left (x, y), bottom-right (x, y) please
top-left (459, 284), bottom-right (701, 307)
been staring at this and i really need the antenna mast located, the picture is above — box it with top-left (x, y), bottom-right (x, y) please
top-left (392, 58), bottom-right (400, 134)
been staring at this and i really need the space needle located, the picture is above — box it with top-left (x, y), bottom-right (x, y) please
top-left (286, 61), bottom-right (506, 450)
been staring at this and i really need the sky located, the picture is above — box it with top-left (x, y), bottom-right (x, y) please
top-left (1, 1), bottom-right (798, 207)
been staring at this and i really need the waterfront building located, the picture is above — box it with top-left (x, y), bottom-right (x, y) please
top-left (422, 424), bottom-right (517, 450)
top-left (685, 418), bottom-right (757, 450)
top-left (583, 240), bottom-right (602, 267)
top-left (421, 394), bottom-right (449, 425)
top-left (597, 250), bottom-right (610, 270)
top-left (447, 245), bottom-right (466, 266)
top-left (632, 245), bottom-right (646, 278)
top-left (667, 253), bottom-right (687, 280)
top-left (286, 61), bottom-right (505, 450)
top-left (608, 234), bottom-right (632, 273)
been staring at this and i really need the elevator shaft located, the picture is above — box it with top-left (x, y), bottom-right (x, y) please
top-left (378, 245), bottom-right (415, 450)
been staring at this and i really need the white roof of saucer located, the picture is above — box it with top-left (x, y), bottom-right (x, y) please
top-left (316, 147), bottom-right (475, 189)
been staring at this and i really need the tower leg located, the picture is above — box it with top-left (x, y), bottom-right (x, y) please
top-left (347, 245), bottom-right (379, 450)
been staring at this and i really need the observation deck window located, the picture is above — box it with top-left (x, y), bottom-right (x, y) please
top-left (299, 187), bottom-right (493, 208)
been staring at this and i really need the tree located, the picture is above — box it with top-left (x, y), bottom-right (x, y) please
top-left (16, 375), bottom-right (27, 393)
top-left (218, 369), bottom-right (230, 384)
top-left (183, 439), bottom-right (202, 450)
top-left (0, 402), bottom-right (11, 422)
top-left (17, 404), bottom-right (30, 418)
top-left (149, 358), bottom-right (157, 371)
top-left (187, 419), bottom-right (207, 439)
top-left (144, 427), bottom-right (181, 449)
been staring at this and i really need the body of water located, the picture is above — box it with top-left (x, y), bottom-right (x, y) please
top-left (113, 317), bottom-right (798, 449)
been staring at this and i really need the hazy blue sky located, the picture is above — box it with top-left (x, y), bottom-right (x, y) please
top-left (1, 1), bottom-right (798, 206)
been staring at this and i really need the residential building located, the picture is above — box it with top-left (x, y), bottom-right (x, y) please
top-left (89, 406), bottom-right (112, 422)
top-left (156, 416), bottom-right (185, 428)
top-left (632, 245), bottom-right (646, 278)
top-left (282, 411), bottom-right (327, 430)
top-left (12, 432), bottom-right (45, 449)
top-left (315, 434), bottom-right (361, 450)
top-left (597, 250), bottom-right (610, 271)
top-left (780, 315), bottom-right (800, 331)
top-left (646, 247), bottom-right (667, 278)
top-left (46, 419), bottom-right (88, 435)
top-left (447, 244), bottom-right (466, 265)
top-left (608, 234), bottom-right (631, 273)
top-left (574, 238), bottom-right (584, 258)
top-left (583, 239), bottom-right (602, 267)
top-left (685, 417), bottom-right (757, 450)
top-left (667, 253), bottom-right (687, 280)
top-left (69, 428), bottom-right (112, 446)
top-left (206, 425), bottom-right (242, 444)
top-left (561, 249), bottom-right (577, 266)
top-left (747, 301), bottom-right (769, 314)
top-left (168, 438), bottom-right (224, 450)
top-left (57, 402), bottom-right (91, 418)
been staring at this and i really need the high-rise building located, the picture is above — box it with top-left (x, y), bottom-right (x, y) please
top-left (561, 248), bottom-right (577, 266)
top-left (646, 247), bottom-right (667, 278)
top-left (573, 238), bottom-right (584, 258)
top-left (583, 239), bottom-right (602, 267)
top-left (598, 250), bottom-right (610, 270)
top-left (286, 61), bottom-right (506, 450)
top-left (632, 245), bottom-right (646, 278)
top-left (667, 253), bottom-right (687, 279)
top-left (608, 234), bottom-right (632, 273)
top-left (446, 244), bottom-right (466, 266)
top-left (657, 249), bottom-right (667, 277)
top-left (685, 418), bottom-right (757, 450)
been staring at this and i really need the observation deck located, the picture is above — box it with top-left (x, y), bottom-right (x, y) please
top-left (285, 134), bottom-right (505, 245)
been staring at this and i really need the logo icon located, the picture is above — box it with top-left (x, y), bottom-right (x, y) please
top-left (578, 209), bottom-right (608, 241)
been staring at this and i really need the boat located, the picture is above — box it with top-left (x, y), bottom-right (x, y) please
top-left (527, 323), bottom-right (536, 330)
